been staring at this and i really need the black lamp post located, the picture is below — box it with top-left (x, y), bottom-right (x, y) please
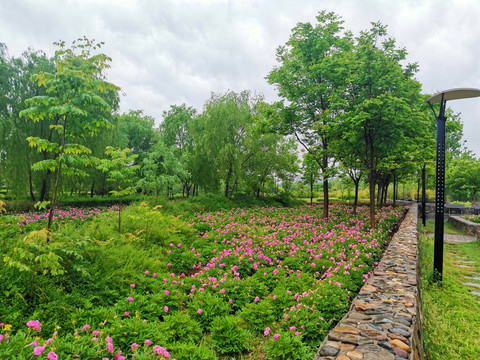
top-left (427, 88), bottom-right (480, 282)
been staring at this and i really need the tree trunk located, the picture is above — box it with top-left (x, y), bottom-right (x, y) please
top-left (310, 173), bottom-right (314, 205)
top-left (90, 179), bottom-right (95, 198)
top-left (323, 178), bottom-right (329, 218)
top-left (225, 163), bottom-right (233, 197)
top-left (353, 179), bottom-right (359, 213)
top-left (39, 170), bottom-right (51, 202)
top-left (28, 168), bottom-right (36, 202)
top-left (376, 183), bottom-right (382, 205)
top-left (369, 171), bottom-right (376, 229)
top-left (393, 171), bottom-right (397, 206)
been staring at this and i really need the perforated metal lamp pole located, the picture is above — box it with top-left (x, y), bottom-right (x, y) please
top-left (427, 88), bottom-right (480, 282)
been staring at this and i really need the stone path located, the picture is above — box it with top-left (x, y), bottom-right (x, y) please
top-left (425, 233), bottom-right (477, 243)
top-left (313, 207), bottom-right (422, 360)
top-left (444, 234), bottom-right (480, 300)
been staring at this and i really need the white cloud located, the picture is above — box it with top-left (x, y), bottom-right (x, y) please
top-left (1, 0), bottom-right (480, 154)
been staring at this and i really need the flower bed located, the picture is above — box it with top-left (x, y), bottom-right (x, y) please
top-left (0, 204), bottom-right (405, 359)
top-left (0, 205), bottom-right (122, 232)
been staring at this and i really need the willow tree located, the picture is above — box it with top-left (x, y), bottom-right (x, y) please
top-left (267, 11), bottom-right (353, 219)
top-left (20, 37), bottom-right (119, 236)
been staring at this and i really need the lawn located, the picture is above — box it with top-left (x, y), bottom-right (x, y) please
top-left (0, 202), bottom-right (405, 359)
top-left (419, 235), bottom-right (480, 359)
top-left (418, 219), bottom-right (465, 235)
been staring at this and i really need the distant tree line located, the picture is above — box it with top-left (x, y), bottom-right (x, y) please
top-left (0, 11), bottom-right (469, 228)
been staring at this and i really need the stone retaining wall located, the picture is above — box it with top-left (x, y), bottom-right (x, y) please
top-left (448, 215), bottom-right (480, 239)
top-left (313, 206), bottom-right (423, 360)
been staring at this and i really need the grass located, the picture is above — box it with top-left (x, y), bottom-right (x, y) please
top-left (418, 219), bottom-right (465, 235)
top-left (419, 234), bottom-right (480, 359)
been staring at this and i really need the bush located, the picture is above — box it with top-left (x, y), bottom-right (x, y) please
top-left (210, 315), bottom-right (250, 355)
top-left (170, 342), bottom-right (218, 360)
top-left (265, 331), bottom-right (312, 360)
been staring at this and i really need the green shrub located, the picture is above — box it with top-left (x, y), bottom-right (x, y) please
top-left (170, 342), bottom-right (218, 360)
top-left (159, 312), bottom-right (202, 343)
top-left (238, 300), bottom-right (275, 334)
top-left (265, 331), bottom-right (313, 359)
top-left (210, 315), bottom-right (250, 355)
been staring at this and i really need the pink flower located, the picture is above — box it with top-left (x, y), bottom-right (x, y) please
top-left (26, 320), bottom-right (42, 332)
top-left (145, 270), bottom-right (149, 274)
top-left (294, 331), bottom-right (301, 336)
top-left (92, 330), bottom-right (100, 336)
top-left (29, 340), bottom-right (39, 346)
top-left (153, 273), bottom-right (157, 278)
top-left (33, 346), bottom-right (45, 356)
top-left (289, 326), bottom-right (296, 331)
top-left (165, 290), bottom-right (170, 296)
top-left (272, 269), bottom-right (278, 275)
top-left (47, 352), bottom-right (58, 360)
top-left (127, 296), bottom-right (134, 302)
top-left (220, 288), bottom-right (225, 293)
top-left (254, 296), bottom-right (260, 302)
top-left (264, 327), bottom-right (270, 336)
top-left (164, 306), bottom-right (169, 313)
top-left (81, 324), bottom-right (90, 331)
top-left (124, 311), bottom-right (130, 317)
top-left (131, 343), bottom-right (140, 352)
top-left (130, 283), bottom-right (135, 288)
top-left (273, 333), bottom-right (281, 340)
top-left (197, 308), bottom-right (203, 314)
top-left (0, 334), bottom-right (3, 342)
top-left (45, 338), bottom-right (54, 345)
top-left (144, 339), bottom-right (152, 346)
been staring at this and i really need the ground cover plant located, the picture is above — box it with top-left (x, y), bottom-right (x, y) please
top-left (0, 202), bottom-right (405, 359)
top-left (419, 235), bottom-right (480, 359)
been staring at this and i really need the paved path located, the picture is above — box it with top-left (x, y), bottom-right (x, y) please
top-left (425, 233), bottom-right (476, 243)
top-left (444, 235), bottom-right (480, 300)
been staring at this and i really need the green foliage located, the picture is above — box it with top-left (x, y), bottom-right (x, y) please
top-left (98, 146), bottom-right (139, 232)
top-left (19, 37), bottom-right (119, 231)
top-left (159, 312), bottom-right (203, 343)
top-left (265, 331), bottom-right (312, 360)
top-left (170, 342), bottom-right (218, 360)
top-left (238, 300), bottom-right (275, 334)
top-left (210, 315), bottom-right (250, 355)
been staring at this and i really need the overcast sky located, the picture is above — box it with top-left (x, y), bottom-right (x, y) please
top-left (2, 0), bottom-right (480, 155)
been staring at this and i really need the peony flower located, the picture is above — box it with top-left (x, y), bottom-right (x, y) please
top-left (197, 308), bottom-right (203, 314)
top-left (33, 346), bottom-right (45, 356)
top-left (81, 324), bottom-right (90, 331)
top-left (127, 297), bottom-right (134, 302)
top-left (130, 284), bottom-right (135, 288)
top-left (26, 320), bottom-right (42, 332)
top-left (29, 340), bottom-right (39, 346)
top-left (164, 306), bottom-right (169, 313)
top-left (273, 334), bottom-right (281, 340)
top-left (165, 290), bottom-right (169, 296)
top-left (144, 339), bottom-right (152, 346)
top-left (124, 311), bottom-right (130, 317)
top-left (47, 352), bottom-right (58, 360)
top-left (264, 327), bottom-right (270, 336)
top-left (131, 343), bottom-right (140, 352)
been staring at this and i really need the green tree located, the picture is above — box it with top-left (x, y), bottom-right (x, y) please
top-left (98, 147), bottom-right (139, 232)
top-left (267, 11), bottom-right (353, 218)
top-left (0, 46), bottom-right (56, 202)
top-left (301, 153), bottom-right (321, 205)
top-left (446, 154), bottom-right (480, 203)
top-left (195, 90), bottom-right (262, 197)
top-left (20, 37), bottom-right (119, 236)
top-left (337, 22), bottom-right (429, 228)
top-left (137, 141), bottom-right (186, 204)
top-left (159, 104), bottom-right (197, 197)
